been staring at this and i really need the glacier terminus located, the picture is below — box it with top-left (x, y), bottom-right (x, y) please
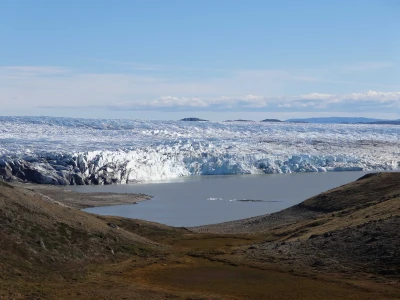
top-left (0, 116), bottom-right (399, 185)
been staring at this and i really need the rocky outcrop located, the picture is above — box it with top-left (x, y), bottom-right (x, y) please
top-left (0, 155), bottom-right (122, 186)
top-left (260, 119), bottom-right (282, 122)
top-left (0, 160), bottom-right (13, 178)
top-left (1, 158), bottom-right (70, 185)
top-left (179, 118), bottom-right (208, 121)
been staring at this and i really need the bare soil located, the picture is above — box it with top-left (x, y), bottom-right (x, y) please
top-left (9, 182), bottom-right (152, 208)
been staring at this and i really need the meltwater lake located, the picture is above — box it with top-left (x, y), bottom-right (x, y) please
top-left (72, 171), bottom-right (370, 227)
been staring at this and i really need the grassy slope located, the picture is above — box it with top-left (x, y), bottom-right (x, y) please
top-left (1, 174), bottom-right (399, 299)
top-left (270, 172), bottom-right (400, 240)
top-left (300, 172), bottom-right (400, 212)
top-left (0, 182), bottom-right (164, 299)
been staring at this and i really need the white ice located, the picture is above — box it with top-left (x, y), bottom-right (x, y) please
top-left (0, 116), bottom-right (399, 183)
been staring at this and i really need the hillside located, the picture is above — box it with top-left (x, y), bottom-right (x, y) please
top-left (1, 174), bottom-right (400, 299)
top-left (194, 172), bottom-right (400, 233)
top-left (300, 172), bottom-right (400, 212)
top-left (194, 173), bottom-right (400, 281)
top-left (0, 181), bottom-right (167, 299)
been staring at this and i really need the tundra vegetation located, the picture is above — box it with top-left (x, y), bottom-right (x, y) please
top-left (0, 173), bottom-right (399, 299)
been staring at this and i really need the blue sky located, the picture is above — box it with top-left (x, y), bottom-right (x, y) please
top-left (1, 0), bottom-right (399, 120)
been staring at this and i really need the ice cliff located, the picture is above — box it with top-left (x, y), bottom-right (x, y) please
top-left (0, 116), bottom-right (399, 185)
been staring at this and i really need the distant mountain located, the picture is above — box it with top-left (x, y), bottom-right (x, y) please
top-left (179, 118), bottom-right (208, 122)
top-left (224, 119), bottom-right (255, 122)
top-left (285, 117), bottom-right (384, 124)
top-left (364, 120), bottom-right (400, 125)
top-left (260, 119), bottom-right (282, 123)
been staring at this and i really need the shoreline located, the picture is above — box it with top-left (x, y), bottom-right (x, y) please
top-left (8, 180), bottom-right (304, 232)
top-left (7, 170), bottom-right (397, 230)
top-left (10, 182), bottom-right (152, 209)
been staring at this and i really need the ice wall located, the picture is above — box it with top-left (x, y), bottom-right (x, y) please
top-left (0, 116), bottom-right (399, 185)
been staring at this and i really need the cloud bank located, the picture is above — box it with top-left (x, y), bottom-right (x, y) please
top-left (110, 91), bottom-right (400, 112)
top-left (0, 65), bottom-right (399, 117)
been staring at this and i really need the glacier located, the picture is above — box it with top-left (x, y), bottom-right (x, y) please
top-left (0, 116), bottom-right (399, 185)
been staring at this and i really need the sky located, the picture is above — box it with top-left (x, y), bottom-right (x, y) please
top-left (1, 0), bottom-right (399, 121)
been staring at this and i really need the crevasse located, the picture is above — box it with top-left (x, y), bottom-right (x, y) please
top-left (0, 116), bottom-right (399, 185)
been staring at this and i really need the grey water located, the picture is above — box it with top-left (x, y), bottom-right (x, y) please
top-left (74, 171), bottom-right (369, 227)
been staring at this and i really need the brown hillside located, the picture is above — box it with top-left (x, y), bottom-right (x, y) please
top-left (0, 182), bottom-right (163, 298)
top-left (193, 172), bottom-right (400, 235)
top-left (300, 172), bottom-right (400, 212)
top-left (1, 174), bottom-right (399, 299)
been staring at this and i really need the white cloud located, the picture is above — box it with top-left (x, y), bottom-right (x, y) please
top-left (295, 93), bottom-right (334, 100)
top-left (341, 61), bottom-right (394, 72)
top-left (345, 90), bottom-right (400, 102)
top-left (115, 95), bottom-right (269, 109)
top-left (110, 91), bottom-right (400, 111)
top-left (0, 66), bottom-right (71, 76)
top-left (0, 65), bottom-right (399, 117)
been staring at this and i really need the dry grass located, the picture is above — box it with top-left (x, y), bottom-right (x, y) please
top-left (1, 173), bottom-right (400, 299)
top-left (300, 172), bottom-right (400, 212)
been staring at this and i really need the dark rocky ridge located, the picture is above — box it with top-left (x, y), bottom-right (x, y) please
top-left (179, 117), bottom-right (208, 121)
top-left (363, 120), bottom-right (400, 125)
top-left (260, 119), bottom-right (282, 122)
top-left (0, 155), bottom-right (121, 186)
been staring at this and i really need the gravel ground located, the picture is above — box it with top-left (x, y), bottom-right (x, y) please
top-left (244, 216), bottom-right (400, 279)
top-left (9, 182), bottom-right (152, 209)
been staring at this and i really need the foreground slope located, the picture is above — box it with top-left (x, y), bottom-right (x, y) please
top-left (0, 181), bottom-right (166, 299)
top-left (194, 172), bottom-right (400, 279)
top-left (1, 174), bottom-right (399, 299)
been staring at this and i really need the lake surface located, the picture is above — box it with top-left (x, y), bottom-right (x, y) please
top-left (73, 171), bottom-right (370, 227)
